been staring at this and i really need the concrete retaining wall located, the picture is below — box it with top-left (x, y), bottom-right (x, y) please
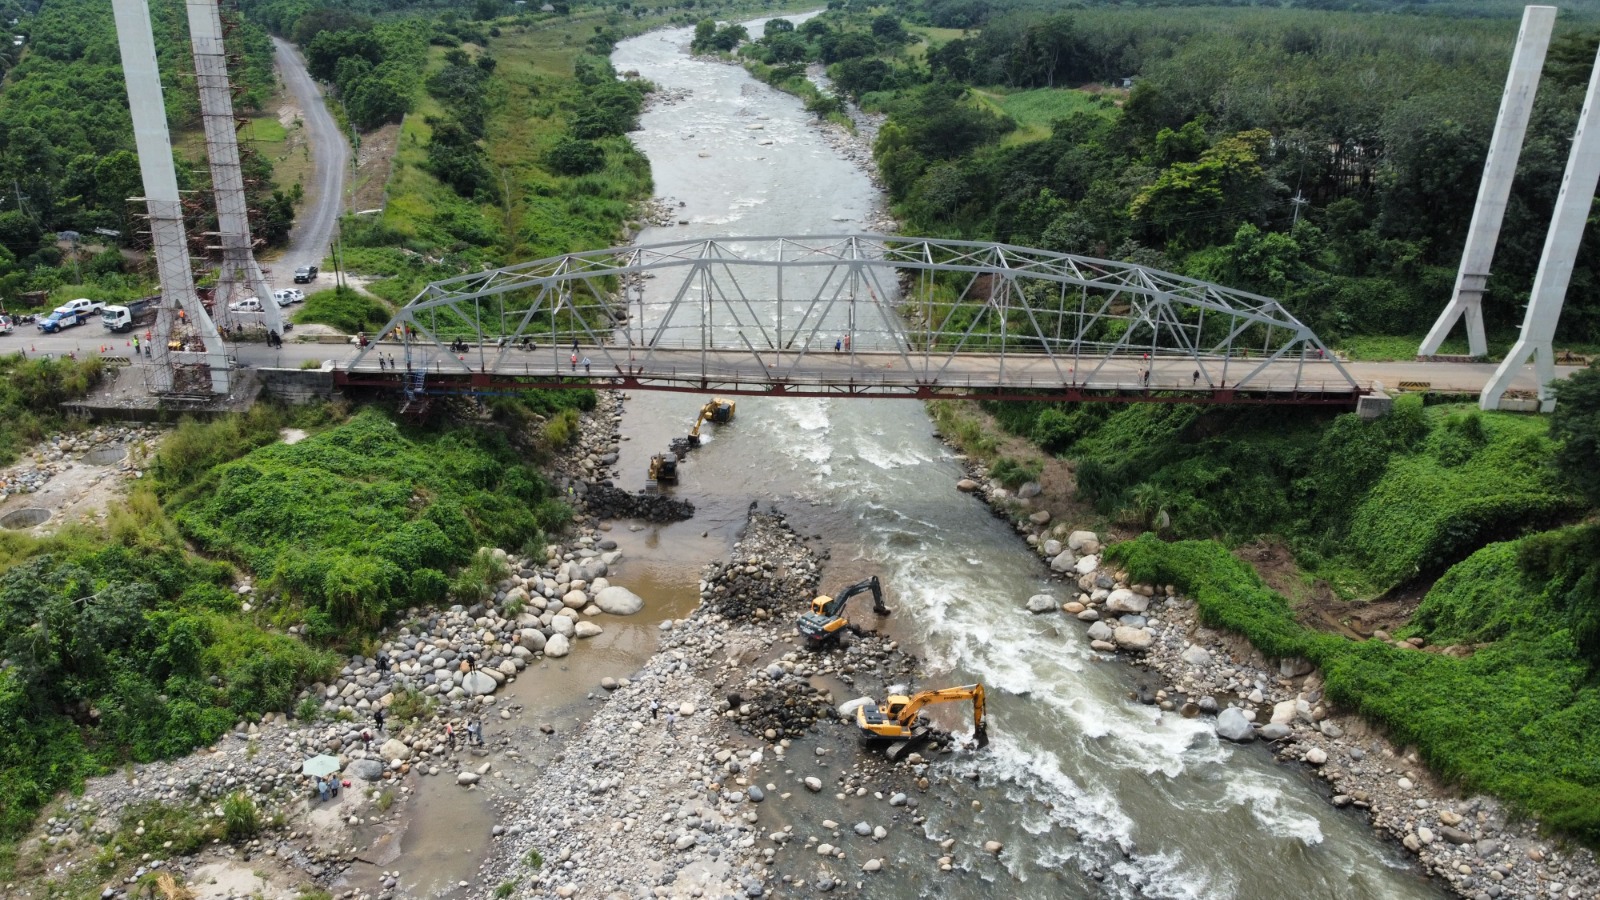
top-left (259, 367), bottom-right (339, 404)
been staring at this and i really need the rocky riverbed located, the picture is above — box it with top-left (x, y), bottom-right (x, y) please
top-left (955, 456), bottom-right (1600, 900)
top-left (480, 510), bottom-right (999, 899)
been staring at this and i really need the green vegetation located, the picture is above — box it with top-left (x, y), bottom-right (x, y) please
top-left (0, 0), bottom-right (287, 308)
top-left (222, 792), bottom-right (261, 842)
top-left (294, 287), bottom-right (393, 334)
top-left (0, 354), bottom-right (105, 465)
top-left (745, 1), bottom-right (1600, 353)
top-left (171, 408), bottom-right (569, 639)
top-left (1111, 535), bottom-right (1600, 845)
top-left (986, 396), bottom-right (1575, 594)
top-left (0, 399), bottom-right (576, 845)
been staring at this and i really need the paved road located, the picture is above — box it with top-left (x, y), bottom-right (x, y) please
top-left (271, 37), bottom-right (347, 284)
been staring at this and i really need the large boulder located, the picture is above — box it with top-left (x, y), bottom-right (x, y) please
top-left (1067, 530), bottom-right (1100, 553)
top-left (1215, 708), bottom-right (1256, 743)
top-left (594, 585), bottom-right (645, 616)
top-left (346, 759), bottom-right (386, 782)
top-left (549, 616), bottom-right (575, 638)
top-left (378, 738), bottom-right (412, 762)
top-left (1086, 620), bottom-right (1114, 643)
top-left (1112, 626), bottom-right (1154, 652)
top-left (1180, 645), bottom-right (1213, 667)
top-left (544, 633), bottom-right (571, 658)
top-left (574, 620), bottom-right (603, 638)
top-left (519, 628), bottom-right (546, 651)
top-left (1105, 589), bottom-right (1149, 615)
top-left (1041, 539), bottom-right (1063, 558)
top-left (1074, 555), bottom-right (1099, 575)
top-left (1049, 550), bottom-right (1077, 573)
top-left (462, 671), bottom-right (498, 696)
top-left (1025, 594), bottom-right (1057, 614)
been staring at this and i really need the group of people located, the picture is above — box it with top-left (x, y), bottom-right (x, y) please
top-left (314, 775), bottom-right (341, 801)
top-left (443, 719), bottom-right (485, 749)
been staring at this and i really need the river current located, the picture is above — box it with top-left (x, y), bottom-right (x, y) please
top-left (604, 17), bottom-right (1446, 900)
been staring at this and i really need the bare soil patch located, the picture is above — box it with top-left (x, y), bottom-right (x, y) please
top-left (349, 122), bottom-right (401, 213)
top-left (1233, 538), bottom-right (1421, 639)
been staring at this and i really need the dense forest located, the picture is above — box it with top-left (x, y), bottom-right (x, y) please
top-left (0, 0), bottom-right (288, 308)
top-left (741, 0), bottom-right (1600, 348)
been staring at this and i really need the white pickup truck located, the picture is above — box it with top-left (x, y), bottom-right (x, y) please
top-left (38, 298), bottom-right (105, 333)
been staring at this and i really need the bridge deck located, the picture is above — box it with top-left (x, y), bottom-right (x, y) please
top-left (334, 347), bottom-right (1511, 406)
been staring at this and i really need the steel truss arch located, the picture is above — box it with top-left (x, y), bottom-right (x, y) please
top-left (351, 235), bottom-right (1361, 403)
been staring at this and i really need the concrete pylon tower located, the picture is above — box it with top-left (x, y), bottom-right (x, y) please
top-left (111, 0), bottom-right (230, 394)
top-left (187, 0), bottom-right (285, 338)
top-left (1421, 5), bottom-right (1556, 359)
top-left (1481, 41), bottom-right (1600, 412)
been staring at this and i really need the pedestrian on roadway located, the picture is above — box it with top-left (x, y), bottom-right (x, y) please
top-left (570, 352), bottom-right (578, 371)
top-left (582, 356), bottom-right (591, 374)
top-left (1192, 370), bottom-right (1200, 385)
top-left (834, 338), bottom-right (842, 353)
top-left (133, 335), bottom-right (140, 354)
top-left (1141, 369), bottom-right (1150, 386)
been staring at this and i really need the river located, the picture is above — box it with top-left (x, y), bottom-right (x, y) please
top-left (601, 16), bottom-right (1447, 900)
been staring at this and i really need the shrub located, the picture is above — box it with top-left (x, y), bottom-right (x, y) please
top-left (988, 456), bottom-right (1041, 490)
top-left (222, 792), bottom-right (260, 841)
top-left (542, 408), bottom-right (581, 446)
top-left (389, 687), bottom-right (432, 722)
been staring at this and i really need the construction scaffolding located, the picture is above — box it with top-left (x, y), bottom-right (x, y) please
top-left (111, 0), bottom-right (230, 395)
top-left (187, 0), bottom-right (284, 339)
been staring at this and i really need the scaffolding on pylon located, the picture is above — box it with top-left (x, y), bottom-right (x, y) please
top-left (112, 0), bottom-right (231, 396)
top-left (187, 0), bottom-right (284, 341)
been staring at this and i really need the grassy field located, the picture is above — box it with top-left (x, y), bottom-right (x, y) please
top-left (244, 113), bottom-right (314, 197)
top-left (903, 24), bottom-right (966, 63)
top-left (970, 87), bottom-right (1115, 143)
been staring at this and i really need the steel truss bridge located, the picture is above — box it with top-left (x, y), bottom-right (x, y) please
top-left (340, 235), bottom-right (1366, 407)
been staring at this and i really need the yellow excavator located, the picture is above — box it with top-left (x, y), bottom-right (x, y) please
top-left (687, 398), bottom-right (735, 446)
top-left (647, 451), bottom-right (679, 485)
top-left (856, 683), bottom-right (988, 761)
top-left (797, 576), bottom-right (891, 649)
top-left (671, 398), bottom-right (736, 458)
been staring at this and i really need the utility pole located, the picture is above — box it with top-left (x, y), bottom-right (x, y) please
top-left (1289, 191), bottom-right (1309, 227)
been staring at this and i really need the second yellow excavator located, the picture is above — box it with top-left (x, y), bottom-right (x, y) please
top-left (856, 683), bottom-right (988, 761)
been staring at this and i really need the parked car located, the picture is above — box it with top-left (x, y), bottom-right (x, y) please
top-left (228, 297), bottom-right (263, 313)
top-left (0, 314), bottom-right (12, 335)
top-left (273, 288), bottom-right (305, 307)
top-left (293, 266), bottom-right (318, 284)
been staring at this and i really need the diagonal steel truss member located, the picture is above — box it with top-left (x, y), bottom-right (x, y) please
top-left (352, 235), bottom-right (1360, 399)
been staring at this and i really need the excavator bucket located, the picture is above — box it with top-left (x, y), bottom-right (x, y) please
top-left (975, 723), bottom-right (989, 749)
